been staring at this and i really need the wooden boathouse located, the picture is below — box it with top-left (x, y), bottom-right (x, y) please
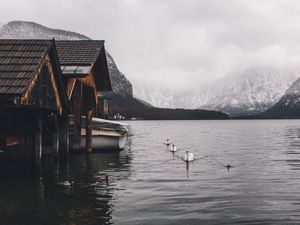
top-left (0, 39), bottom-right (69, 165)
top-left (55, 40), bottom-right (112, 152)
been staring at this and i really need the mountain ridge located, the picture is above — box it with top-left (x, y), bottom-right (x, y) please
top-left (260, 77), bottom-right (300, 118)
top-left (135, 66), bottom-right (299, 115)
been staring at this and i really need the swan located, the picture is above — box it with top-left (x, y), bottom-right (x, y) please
top-left (165, 139), bottom-right (171, 145)
top-left (169, 144), bottom-right (177, 152)
top-left (184, 151), bottom-right (194, 162)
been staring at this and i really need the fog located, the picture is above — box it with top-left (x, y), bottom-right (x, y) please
top-left (1, 0), bottom-right (300, 91)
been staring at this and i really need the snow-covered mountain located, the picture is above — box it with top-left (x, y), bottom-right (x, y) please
top-left (133, 85), bottom-right (177, 108)
top-left (106, 54), bottom-right (132, 96)
top-left (2, 21), bottom-right (298, 116)
top-left (0, 21), bottom-right (89, 40)
top-left (134, 66), bottom-right (299, 115)
top-left (0, 20), bottom-right (133, 97)
top-left (199, 67), bottom-right (299, 115)
top-left (262, 77), bottom-right (300, 118)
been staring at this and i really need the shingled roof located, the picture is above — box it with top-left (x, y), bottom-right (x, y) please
top-left (56, 40), bottom-right (112, 91)
top-left (0, 39), bottom-right (52, 95)
top-left (56, 40), bottom-right (104, 65)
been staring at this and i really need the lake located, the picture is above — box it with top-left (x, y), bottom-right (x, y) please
top-left (1, 120), bottom-right (300, 225)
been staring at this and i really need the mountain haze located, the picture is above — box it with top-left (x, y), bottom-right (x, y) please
top-left (135, 67), bottom-right (299, 115)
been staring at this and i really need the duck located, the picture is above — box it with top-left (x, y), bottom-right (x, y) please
top-left (169, 144), bottom-right (177, 152)
top-left (60, 180), bottom-right (74, 187)
top-left (99, 175), bottom-right (109, 183)
top-left (165, 139), bottom-right (171, 146)
top-left (184, 151), bottom-right (194, 162)
top-left (225, 164), bottom-right (234, 172)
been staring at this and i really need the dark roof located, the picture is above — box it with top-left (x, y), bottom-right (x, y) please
top-left (56, 40), bottom-right (104, 65)
top-left (0, 39), bottom-right (50, 95)
top-left (56, 40), bottom-right (112, 91)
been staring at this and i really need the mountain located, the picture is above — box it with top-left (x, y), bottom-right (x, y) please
top-left (0, 20), bottom-right (228, 120)
top-left (133, 85), bottom-right (177, 108)
top-left (0, 20), bottom-right (89, 40)
top-left (133, 82), bottom-right (208, 109)
top-left (198, 67), bottom-right (299, 115)
top-left (106, 54), bottom-right (132, 96)
top-left (260, 77), bottom-right (300, 118)
top-left (134, 66), bottom-right (299, 116)
top-left (107, 93), bottom-right (228, 120)
top-left (0, 20), bottom-right (133, 97)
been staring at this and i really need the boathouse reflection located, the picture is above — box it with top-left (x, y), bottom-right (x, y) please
top-left (0, 150), bottom-right (132, 225)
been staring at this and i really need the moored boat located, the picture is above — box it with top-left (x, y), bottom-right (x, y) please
top-left (79, 117), bottom-right (132, 150)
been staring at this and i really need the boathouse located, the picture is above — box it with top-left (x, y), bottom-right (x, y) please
top-left (0, 39), bottom-right (69, 164)
top-left (56, 40), bottom-right (112, 152)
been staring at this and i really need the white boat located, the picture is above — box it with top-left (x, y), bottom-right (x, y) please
top-left (79, 117), bottom-right (132, 150)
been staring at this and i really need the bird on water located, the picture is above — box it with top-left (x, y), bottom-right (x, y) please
top-left (225, 164), bottom-right (234, 172)
top-left (165, 139), bottom-right (171, 146)
top-left (60, 180), bottom-right (74, 187)
top-left (169, 144), bottom-right (177, 152)
top-left (184, 150), bottom-right (194, 162)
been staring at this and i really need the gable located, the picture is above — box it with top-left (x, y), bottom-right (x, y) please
top-left (91, 47), bottom-right (111, 91)
top-left (21, 54), bottom-right (63, 114)
top-left (56, 40), bottom-right (112, 92)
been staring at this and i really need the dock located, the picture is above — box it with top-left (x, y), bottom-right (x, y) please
top-left (0, 39), bottom-right (122, 167)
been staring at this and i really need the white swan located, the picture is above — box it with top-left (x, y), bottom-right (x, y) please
top-left (184, 151), bottom-right (194, 162)
top-left (169, 144), bottom-right (177, 152)
top-left (165, 139), bottom-right (171, 145)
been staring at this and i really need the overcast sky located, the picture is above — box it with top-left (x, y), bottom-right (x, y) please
top-left (1, 0), bottom-right (300, 91)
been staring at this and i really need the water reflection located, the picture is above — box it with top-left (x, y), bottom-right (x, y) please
top-left (282, 127), bottom-right (300, 170)
top-left (0, 149), bottom-right (132, 225)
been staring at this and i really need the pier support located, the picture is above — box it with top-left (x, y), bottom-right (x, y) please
top-left (59, 116), bottom-right (69, 159)
top-left (35, 116), bottom-right (42, 167)
top-left (52, 114), bottom-right (59, 157)
top-left (52, 130), bottom-right (59, 157)
top-left (85, 109), bottom-right (93, 153)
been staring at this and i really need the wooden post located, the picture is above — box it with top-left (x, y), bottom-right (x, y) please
top-left (52, 114), bottom-right (59, 157)
top-left (85, 109), bottom-right (93, 153)
top-left (52, 130), bottom-right (59, 157)
top-left (59, 116), bottom-right (69, 159)
top-left (35, 115), bottom-right (42, 167)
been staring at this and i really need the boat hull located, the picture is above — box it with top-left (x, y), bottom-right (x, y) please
top-left (79, 134), bottom-right (126, 151)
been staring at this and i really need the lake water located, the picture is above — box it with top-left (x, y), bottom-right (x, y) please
top-left (1, 120), bottom-right (300, 224)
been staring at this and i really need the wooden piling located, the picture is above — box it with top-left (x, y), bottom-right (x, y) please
top-left (35, 116), bottom-right (42, 167)
top-left (59, 117), bottom-right (69, 159)
top-left (52, 114), bottom-right (59, 157)
top-left (85, 109), bottom-right (93, 153)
